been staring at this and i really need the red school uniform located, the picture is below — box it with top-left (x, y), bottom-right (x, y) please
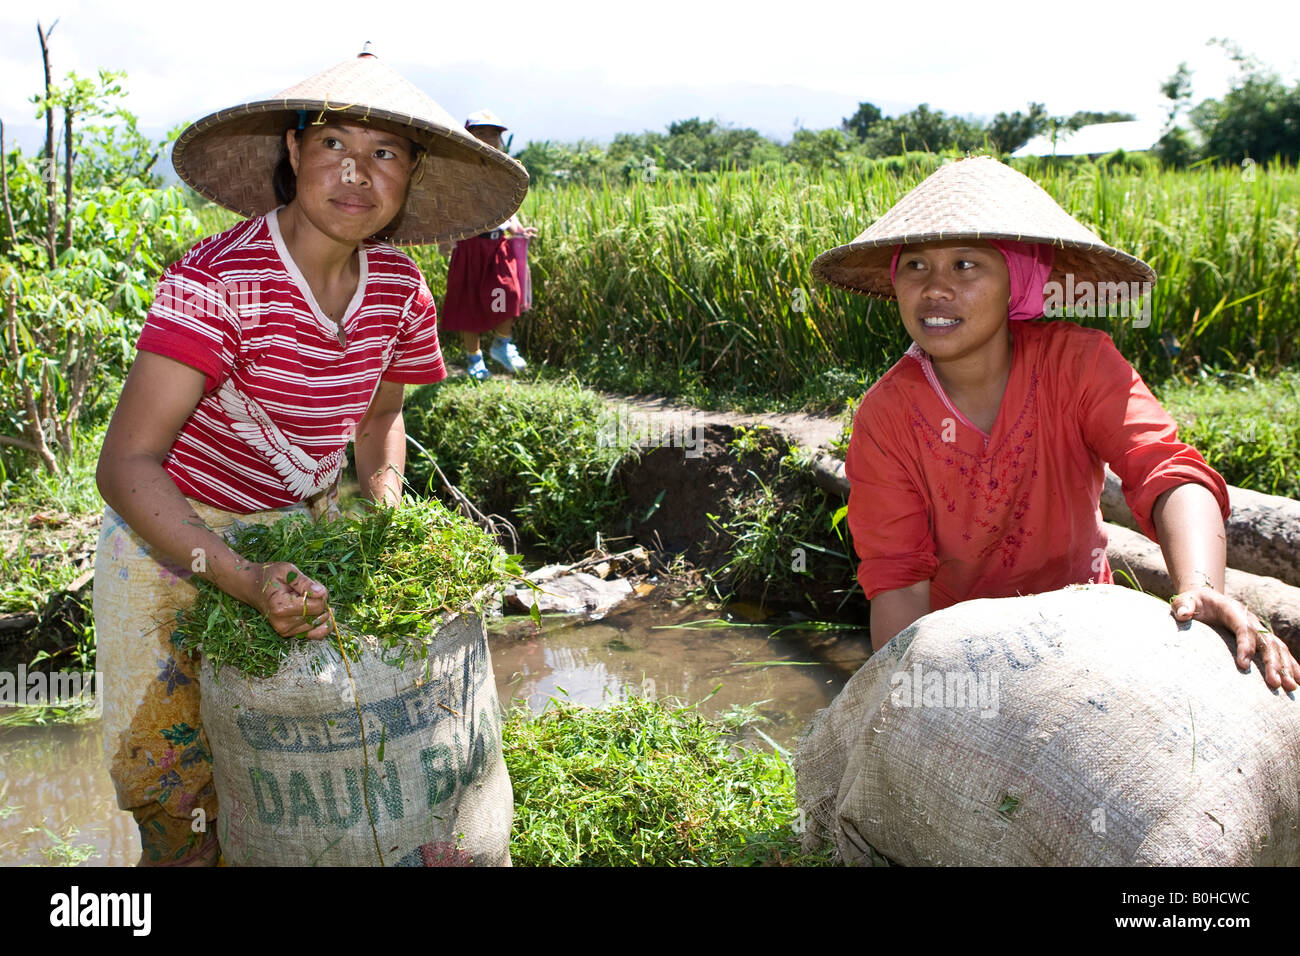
top-left (135, 209), bottom-right (446, 513)
top-left (439, 231), bottom-right (522, 334)
top-left (845, 320), bottom-right (1230, 610)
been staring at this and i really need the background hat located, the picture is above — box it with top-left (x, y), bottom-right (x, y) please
top-left (465, 109), bottom-right (508, 131)
top-left (811, 156), bottom-right (1155, 299)
top-left (171, 51), bottom-right (529, 245)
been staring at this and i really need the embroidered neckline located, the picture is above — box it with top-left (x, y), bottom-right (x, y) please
top-left (905, 328), bottom-right (1024, 450)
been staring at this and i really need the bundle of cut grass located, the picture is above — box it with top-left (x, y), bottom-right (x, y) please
top-left (172, 498), bottom-right (521, 678)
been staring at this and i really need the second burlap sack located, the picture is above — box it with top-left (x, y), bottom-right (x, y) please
top-left (795, 584), bottom-right (1300, 865)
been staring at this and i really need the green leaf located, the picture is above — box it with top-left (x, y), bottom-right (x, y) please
top-left (830, 504), bottom-right (848, 532)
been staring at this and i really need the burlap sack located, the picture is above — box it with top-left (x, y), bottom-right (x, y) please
top-left (795, 584), bottom-right (1300, 866)
top-left (200, 613), bottom-right (512, 866)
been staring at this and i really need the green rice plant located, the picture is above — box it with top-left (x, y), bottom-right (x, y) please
top-left (502, 694), bottom-right (836, 866)
top-left (495, 158), bottom-right (1299, 408)
top-left (187, 161), bottom-right (1300, 411)
top-left (171, 497), bottom-right (521, 678)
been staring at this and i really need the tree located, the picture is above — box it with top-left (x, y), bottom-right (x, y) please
top-left (1062, 110), bottom-right (1137, 129)
top-left (861, 103), bottom-right (985, 157)
top-left (841, 102), bottom-right (883, 142)
top-left (985, 102), bottom-right (1049, 154)
top-left (1190, 42), bottom-right (1300, 165)
top-left (787, 128), bottom-right (847, 171)
top-left (1160, 62), bottom-right (1194, 128)
top-left (1155, 62), bottom-right (1197, 168)
top-left (1, 28), bottom-right (201, 475)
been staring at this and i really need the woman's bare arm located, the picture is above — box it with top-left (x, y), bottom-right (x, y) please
top-left (1153, 482), bottom-right (1298, 690)
top-left (96, 352), bottom-right (330, 639)
top-left (352, 379), bottom-right (406, 507)
top-left (869, 580), bottom-right (931, 652)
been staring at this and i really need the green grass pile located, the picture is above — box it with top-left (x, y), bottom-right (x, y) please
top-left (502, 695), bottom-right (836, 866)
top-left (172, 498), bottom-right (520, 678)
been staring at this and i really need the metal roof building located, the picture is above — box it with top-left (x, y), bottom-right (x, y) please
top-left (1011, 119), bottom-right (1165, 158)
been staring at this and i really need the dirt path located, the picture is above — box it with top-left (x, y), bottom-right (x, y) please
top-left (598, 392), bottom-right (846, 455)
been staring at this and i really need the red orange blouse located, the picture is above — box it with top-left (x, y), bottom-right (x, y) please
top-left (845, 321), bottom-right (1229, 610)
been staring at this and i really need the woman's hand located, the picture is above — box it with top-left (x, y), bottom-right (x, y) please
top-left (1171, 586), bottom-right (1300, 692)
top-left (243, 562), bottom-right (332, 641)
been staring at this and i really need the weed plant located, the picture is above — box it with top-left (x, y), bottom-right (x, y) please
top-left (172, 498), bottom-right (520, 678)
top-left (707, 429), bottom-right (856, 607)
top-left (403, 376), bottom-right (636, 557)
top-left (502, 694), bottom-right (835, 866)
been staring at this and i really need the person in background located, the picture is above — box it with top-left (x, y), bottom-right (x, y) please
top-left (440, 109), bottom-right (538, 380)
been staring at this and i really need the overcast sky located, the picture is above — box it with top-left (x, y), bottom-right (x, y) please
top-left (3, 0), bottom-right (1298, 152)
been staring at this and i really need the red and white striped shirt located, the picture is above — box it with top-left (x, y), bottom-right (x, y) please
top-left (136, 209), bottom-right (446, 513)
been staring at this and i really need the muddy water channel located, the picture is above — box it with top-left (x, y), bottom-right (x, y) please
top-left (0, 596), bottom-right (871, 866)
top-left (492, 597), bottom-right (872, 745)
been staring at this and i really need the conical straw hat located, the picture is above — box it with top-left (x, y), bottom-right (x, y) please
top-left (811, 156), bottom-right (1155, 299)
top-left (171, 52), bottom-right (529, 245)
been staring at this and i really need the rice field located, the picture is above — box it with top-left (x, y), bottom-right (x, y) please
top-left (195, 156), bottom-right (1300, 406)
top-left (404, 156), bottom-right (1300, 404)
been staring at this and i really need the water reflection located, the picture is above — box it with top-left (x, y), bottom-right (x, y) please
top-left (0, 723), bottom-right (140, 866)
top-left (490, 596), bottom-right (873, 748)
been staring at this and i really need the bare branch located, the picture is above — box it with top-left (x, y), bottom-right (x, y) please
top-left (0, 435), bottom-right (43, 454)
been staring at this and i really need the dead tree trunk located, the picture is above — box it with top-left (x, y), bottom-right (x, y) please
top-left (37, 20), bottom-right (59, 268)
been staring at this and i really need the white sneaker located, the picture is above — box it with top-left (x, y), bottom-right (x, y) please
top-left (488, 337), bottom-right (527, 373)
top-left (466, 352), bottom-right (492, 381)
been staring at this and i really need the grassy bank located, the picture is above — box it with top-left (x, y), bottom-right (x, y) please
top-left (1156, 368), bottom-right (1300, 499)
top-left (403, 375), bottom-right (636, 558)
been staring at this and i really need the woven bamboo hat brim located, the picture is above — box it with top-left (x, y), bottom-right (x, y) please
top-left (811, 156), bottom-right (1155, 299)
top-left (171, 53), bottom-right (529, 245)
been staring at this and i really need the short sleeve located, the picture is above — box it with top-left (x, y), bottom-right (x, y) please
top-left (382, 272), bottom-right (447, 385)
top-left (845, 391), bottom-right (940, 599)
top-left (135, 262), bottom-right (240, 393)
top-left (1075, 332), bottom-right (1229, 540)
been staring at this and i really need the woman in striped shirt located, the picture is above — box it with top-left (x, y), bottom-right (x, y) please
top-left (92, 52), bottom-right (527, 865)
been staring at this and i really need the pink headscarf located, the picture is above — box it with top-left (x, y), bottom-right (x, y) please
top-left (889, 240), bottom-right (1055, 321)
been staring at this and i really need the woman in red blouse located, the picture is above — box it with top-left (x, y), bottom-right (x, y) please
top-left (813, 157), bottom-right (1298, 692)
